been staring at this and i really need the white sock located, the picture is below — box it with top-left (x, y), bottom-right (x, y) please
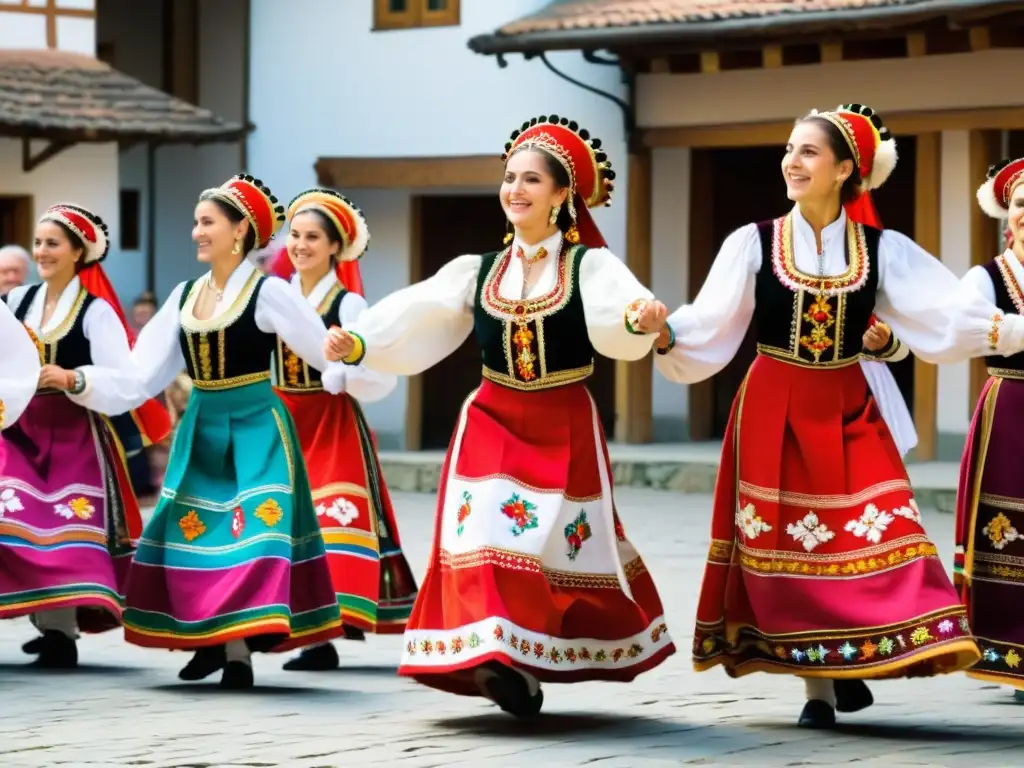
top-left (804, 677), bottom-right (836, 707)
top-left (225, 639), bottom-right (252, 666)
top-left (34, 608), bottom-right (78, 639)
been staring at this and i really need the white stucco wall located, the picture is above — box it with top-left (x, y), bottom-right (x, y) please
top-left (247, 0), bottom-right (629, 445)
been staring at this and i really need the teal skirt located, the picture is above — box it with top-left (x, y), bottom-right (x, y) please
top-left (122, 378), bottom-right (342, 651)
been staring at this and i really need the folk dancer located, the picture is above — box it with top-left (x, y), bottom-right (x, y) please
top-left (271, 188), bottom-right (418, 671)
top-left (326, 116), bottom-right (676, 717)
top-left (64, 175), bottom-right (350, 688)
top-left (653, 104), bottom-right (1024, 728)
top-left (0, 204), bottom-right (170, 668)
top-left (954, 156), bottom-right (1024, 701)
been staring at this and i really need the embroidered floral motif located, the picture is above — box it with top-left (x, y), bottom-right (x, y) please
top-left (565, 509), bottom-right (592, 560)
top-left (859, 639), bottom-right (878, 660)
top-left (736, 502), bottom-right (772, 539)
top-left (501, 493), bottom-right (539, 536)
top-left (283, 346), bottom-right (302, 387)
top-left (512, 323), bottom-right (538, 381)
top-left (54, 498), bottom-right (95, 520)
top-left (0, 487), bottom-right (23, 516)
top-left (254, 499), bottom-right (284, 527)
top-left (786, 512), bottom-right (834, 552)
top-left (456, 491), bottom-right (472, 536)
top-left (890, 500), bottom-right (922, 525)
top-left (1007, 649), bottom-right (1022, 668)
top-left (910, 627), bottom-right (933, 646)
top-left (231, 506), bottom-right (245, 539)
top-left (0, 400), bottom-right (5, 429)
top-left (984, 512), bottom-right (1020, 550)
top-left (179, 510), bottom-right (206, 542)
top-left (845, 504), bottom-right (894, 544)
top-left (937, 619), bottom-right (954, 635)
top-left (319, 498), bottom-right (359, 527)
top-left (799, 294), bottom-right (836, 362)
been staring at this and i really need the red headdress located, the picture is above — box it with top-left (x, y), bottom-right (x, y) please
top-left (38, 203), bottom-right (170, 445)
top-left (199, 174), bottom-right (286, 250)
top-left (502, 115), bottom-right (615, 248)
top-left (976, 156), bottom-right (1024, 249)
top-left (274, 188), bottom-right (369, 296)
top-left (810, 103), bottom-right (898, 229)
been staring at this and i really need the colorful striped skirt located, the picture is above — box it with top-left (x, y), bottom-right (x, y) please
top-left (0, 393), bottom-right (140, 632)
top-left (122, 379), bottom-right (342, 651)
top-left (276, 388), bottom-right (417, 633)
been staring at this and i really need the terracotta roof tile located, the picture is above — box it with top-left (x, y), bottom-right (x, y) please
top-left (0, 49), bottom-right (246, 144)
top-left (499, 0), bottom-right (967, 35)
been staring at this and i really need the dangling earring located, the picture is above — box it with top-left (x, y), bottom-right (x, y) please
top-left (565, 221), bottom-right (580, 245)
top-left (549, 205), bottom-right (561, 226)
top-left (502, 220), bottom-right (514, 246)
top-left (232, 238), bottom-right (242, 256)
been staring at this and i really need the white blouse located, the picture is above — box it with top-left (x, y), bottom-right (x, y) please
top-left (961, 251), bottom-right (1021, 306)
top-left (0, 299), bottom-right (41, 430)
top-left (656, 206), bottom-right (1024, 384)
top-left (348, 231), bottom-right (657, 376)
top-left (286, 271), bottom-right (396, 403)
top-left (68, 259), bottom-right (347, 414)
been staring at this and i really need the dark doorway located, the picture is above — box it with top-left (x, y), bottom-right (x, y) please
top-left (416, 195), bottom-right (615, 448)
top-left (692, 138), bottom-right (917, 438)
top-left (0, 196), bottom-right (33, 249)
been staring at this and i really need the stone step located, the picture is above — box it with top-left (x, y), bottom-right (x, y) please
top-left (376, 444), bottom-right (961, 513)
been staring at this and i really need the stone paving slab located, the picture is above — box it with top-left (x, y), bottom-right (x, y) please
top-left (0, 489), bottom-right (1020, 767)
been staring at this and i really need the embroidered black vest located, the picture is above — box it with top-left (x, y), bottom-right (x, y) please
top-left (984, 256), bottom-right (1024, 373)
top-left (13, 284), bottom-right (95, 369)
top-left (178, 271), bottom-right (277, 389)
top-left (274, 281), bottom-right (347, 392)
top-left (754, 216), bottom-right (880, 367)
top-left (473, 244), bottom-right (593, 390)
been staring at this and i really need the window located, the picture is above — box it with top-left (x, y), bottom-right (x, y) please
top-left (374, 0), bottom-right (459, 31)
top-left (120, 189), bottom-right (141, 251)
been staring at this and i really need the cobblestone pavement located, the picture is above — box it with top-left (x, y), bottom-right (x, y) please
top-left (1, 490), bottom-right (1022, 768)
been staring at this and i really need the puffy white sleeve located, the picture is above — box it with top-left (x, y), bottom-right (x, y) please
top-left (336, 292), bottom-right (396, 403)
top-left (69, 283), bottom-right (188, 414)
top-left (960, 264), bottom-right (997, 304)
top-left (875, 232), bottom-right (1024, 363)
top-left (654, 224), bottom-right (760, 384)
top-left (254, 276), bottom-right (349, 396)
top-left (346, 254), bottom-right (480, 376)
top-left (579, 248), bottom-right (658, 361)
top-left (0, 299), bottom-right (40, 430)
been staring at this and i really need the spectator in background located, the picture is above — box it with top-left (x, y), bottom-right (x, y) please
top-left (131, 291), bottom-right (158, 333)
top-left (0, 244), bottom-right (30, 295)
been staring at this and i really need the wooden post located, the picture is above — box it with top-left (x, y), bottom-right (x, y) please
top-left (687, 148), bottom-right (715, 440)
top-left (913, 132), bottom-right (941, 461)
top-left (404, 195), bottom-right (424, 450)
top-left (969, 130), bottom-right (1002, 411)
top-left (614, 148), bottom-right (654, 443)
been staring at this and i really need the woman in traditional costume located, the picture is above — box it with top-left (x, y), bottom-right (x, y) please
top-left (653, 103), bottom-right (1024, 729)
top-left (0, 204), bottom-right (170, 668)
top-left (67, 174), bottom-right (348, 688)
top-left (954, 156), bottom-right (1024, 701)
top-left (325, 115), bottom-right (675, 717)
top-left (270, 188), bottom-right (417, 672)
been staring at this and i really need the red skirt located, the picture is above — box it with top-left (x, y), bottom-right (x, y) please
top-left (693, 354), bottom-right (979, 679)
top-left (276, 389), bottom-right (417, 634)
top-left (397, 379), bottom-right (675, 695)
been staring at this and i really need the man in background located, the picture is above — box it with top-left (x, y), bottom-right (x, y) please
top-left (0, 244), bottom-right (30, 296)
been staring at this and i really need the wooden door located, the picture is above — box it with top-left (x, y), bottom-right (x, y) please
top-left (0, 196), bottom-right (33, 248)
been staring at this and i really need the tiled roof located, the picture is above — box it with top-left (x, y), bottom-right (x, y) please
top-left (469, 0), bottom-right (1017, 53)
top-left (0, 49), bottom-right (247, 144)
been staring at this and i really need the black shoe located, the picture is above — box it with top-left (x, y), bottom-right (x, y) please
top-left (835, 678), bottom-right (874, 713)
top-left (798, 699), bottom-right (836, 729)
top-left (474, 662), bottom-right (544, 718)
top-left (29, 631), bottom-right (78, 669)
top-left (220, 661), bottom-right (254, 689)
top-left (342, 625), bottom-right (366, 641)
top-left (22, 635), bottom-right (44, 655)
top-left (282, 643), bottom-right (340, 671)
top-left (178, 645), bottom-right (226, 681)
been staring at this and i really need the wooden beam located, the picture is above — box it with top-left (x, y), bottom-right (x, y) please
top-left (906, 32), bottom-right (927, 57)
top-left (21, 138), bottom-right (73, 172)
top-left (969, 26), bottom-right (992, 51)
top-left (649, 57), bottom-right (671, 73)
top-left (642, 106), bottom-right (1024, 149)
top-left (762, 44), bottom-right (783, 68)
top-left (820, 41), bottom-right (843, 62)
top-left (315, 155), bottom-right (500, 189)
top-left (700, 51), bottom-right (720, 74)
top-left (404, 195), bottom-right (424, 450)
top-left (969, 129), bottom-right (1002, 413)
top-left (687, 148), bottom-right (715, 441)
top-left (615, 148), bottom-right (654, 443)
top-left (912, 132), bottom-right (941, 462)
